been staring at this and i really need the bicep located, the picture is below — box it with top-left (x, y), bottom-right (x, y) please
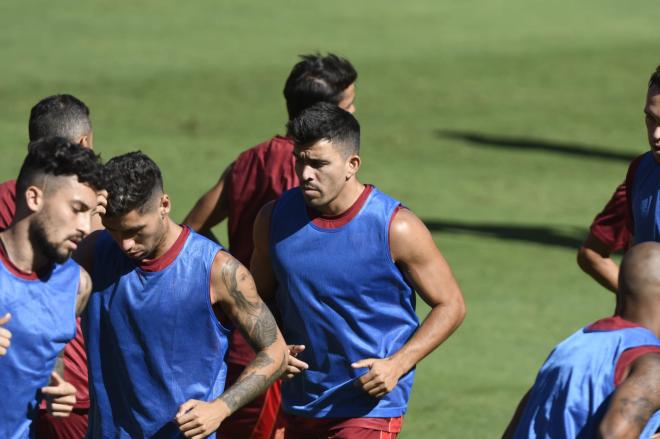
top-left (211, 251), bottom-right (278, 351)
top-left (390, 209), bottom-right (462, 307)
top-left (600, 354), bottom-right (660, 437)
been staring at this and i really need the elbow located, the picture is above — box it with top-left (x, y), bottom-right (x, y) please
top-left (576, 245), bottom-right (597, 275)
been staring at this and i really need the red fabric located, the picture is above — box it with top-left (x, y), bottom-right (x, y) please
top-left (588, 153), bottom-right (645, 252)
top-left (35, 410), bottom-right (88, 439)
top-left (0, 179), bottom-right (16, 230)
top-left (138, 225), bottom-right (190, 272)
top-left (589, 183), bottom-right (630, 252)
top-left (586, 317), bottom-right (660, 387)
top-left (282, 414), bottom-right (403, 438)
top-left (216, 363), bottom-right (284, 439)
top-left (308, 185), bottom-right (373, 229)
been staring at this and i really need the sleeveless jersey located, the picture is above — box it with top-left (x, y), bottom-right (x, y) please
top-left (84, 228), bottom-right (231, 438)
top-left (513, 322), bottom-right (660, 438)
top-left (270, 187), bottom-right (419, 418)
top-left (0, 255), bottom-right (79, 439)
top-left (630, 152), bottom-right (660, 243)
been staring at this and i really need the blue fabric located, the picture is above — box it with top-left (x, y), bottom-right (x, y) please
top-left (0, 259), bottom-right (79, 439)
top-left (84, 230), bottom-right (230, 438)
top-left (631, 152), bottom-right (660, 243)
top-left (270, 187), bottom-right (419, 418)
top-left (513, 323), bottom-right (660, 438)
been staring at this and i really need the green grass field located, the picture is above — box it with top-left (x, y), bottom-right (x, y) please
top-left (1, 1), bottom-right (657, 436)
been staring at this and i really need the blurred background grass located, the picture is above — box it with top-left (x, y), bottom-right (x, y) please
top-left (1, 1), bottom-right (656, 436)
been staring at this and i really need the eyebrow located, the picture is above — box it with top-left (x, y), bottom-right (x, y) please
top-left (72, 200), bottom-right (92, 211)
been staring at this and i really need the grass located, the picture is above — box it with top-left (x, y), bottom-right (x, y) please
top-left (0, 1), bottom-right (656, 436)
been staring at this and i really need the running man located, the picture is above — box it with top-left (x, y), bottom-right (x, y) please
top-left (0, 138), bottom-right (104, 438)
top-left (77, 152), bottom-right (287, 438)
top-left (251, 103), bottom-right (466, 438)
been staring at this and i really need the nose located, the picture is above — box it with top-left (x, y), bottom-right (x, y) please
top-left (300, 165), bottom-right (315, 182)
top-left (653, 124), bottom-right (660, 143)
top-left (77, 214), bottom-right (92, 238)
top-left (120, 238), bottom-right (135, 252)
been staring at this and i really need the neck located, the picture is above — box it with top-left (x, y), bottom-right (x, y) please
top-left (618, 301), bottom-right (660, 338)
top-left (149, 218), bottom-right (182, 261)
top-left (317, 179), bottom-right (365, 216)
top-left (0, 220), bottom-right (50, 274)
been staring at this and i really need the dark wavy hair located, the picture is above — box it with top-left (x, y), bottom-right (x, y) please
top-left (104, 151), bottom-right (163, 218)
top-left (649, 65), bottom-right (660, 89)
top-left (283, 53), bottom-right (357, 120)
top-left (16, 137), bottom-right (103, 201)
top-left (287, 102), bottom-right (360, 157)
top-left (28, 94), bottom-right (92, 142)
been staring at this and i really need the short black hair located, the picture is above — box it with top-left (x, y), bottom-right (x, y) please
top-left (649, 65), bottom-right (660, 89)
top-left (283, 53), bottom-right (357, 120)
top-left (28, 94), bottom-right (92, 142)
top-left (16, 137), bottom-right (103, 202)
top-left (287, 102), bottom-right (360, 156)
top-left (104, 151), bottom-right (164, 218)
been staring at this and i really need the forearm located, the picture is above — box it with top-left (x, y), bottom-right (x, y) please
top-left (390, 300), bottom-right (465, 373)
top-left (217, 344), bottom-right (286, 415)
top-left (576, 246), bottom-right (619, 293)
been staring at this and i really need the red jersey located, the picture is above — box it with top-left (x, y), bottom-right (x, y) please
top-left (224, 135), bottom-right (298, 366)
top-left (588, 154), bottom-right (645, 252)
top-left (0, 179), bottom-right (89, 412)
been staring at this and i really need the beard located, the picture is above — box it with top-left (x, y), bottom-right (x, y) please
top-left (29, 214), bottom-right (72, 265)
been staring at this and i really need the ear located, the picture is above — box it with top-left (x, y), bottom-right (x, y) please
top-left (159, 194), bottom-right (171, 218)
top-left (345, 154), bottom-right (361, 180)
top-left (24, 186), bottom-right (44, 213)
top-left (78, 131), bottom-right (94, 149)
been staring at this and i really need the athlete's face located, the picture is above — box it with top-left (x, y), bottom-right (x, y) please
top-left (338, 83), bottom-right (356, 114)
top-left (102, 195), bottom-right (170, 261)
top-left (645, 86), bottom-right (660, 163)
top-left (294, 139), bottom-right (360, 212)
top-left (28, 175), bottom-right (97, 264)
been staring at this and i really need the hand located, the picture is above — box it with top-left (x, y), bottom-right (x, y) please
top-left (93, 189), bottom-right (108, 216)
top-left (175, 399), bottom-right (229, 439)
top-left (41, 371), bottom-right (76, 418)
top-left (284, 344), bottom-right (308, 380)
top-left (352, 357), bottom-right (405, 398)
top-left (0, 313), bottom-right (11, 356)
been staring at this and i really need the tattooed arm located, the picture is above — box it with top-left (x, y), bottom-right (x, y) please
top-left (598, 353), bottom-right (660, 439)
top-left (175, 251), bottom-right (287, 439)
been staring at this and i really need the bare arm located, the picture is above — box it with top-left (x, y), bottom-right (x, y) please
top-left (577, 233), bottom-right (620, 293)
top-left (175, 249), bottom-right (286, 438)
top-left (76, 266), bottom-right (93, 317)
top-left (598, 353), bottom-right (660, 439)
top-left (353, 208), bottom-right (466, 397)
top-left (183, 164), bottom-right (232, 240)
top-left (249, 201), bottom-right (277, 302)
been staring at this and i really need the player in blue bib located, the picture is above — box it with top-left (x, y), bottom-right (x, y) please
top-left (250, 102), bottom-right (466, 437)
top-left (0, 138), bottom-right (104, 438)
top-left (76, 152), bottom-right (287, 438)
top-left (504, 242), bottom-right (660, 438)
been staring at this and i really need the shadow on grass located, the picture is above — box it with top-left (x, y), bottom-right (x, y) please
top-left (436, 130), bottom-right (636, 163)
top-left (423, 219), bottom-right (586, 249)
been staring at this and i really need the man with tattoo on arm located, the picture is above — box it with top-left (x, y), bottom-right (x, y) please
top-left (503, 242), bottom-right (660, 438)
top-left (0, 138), bottom-right (104, 437)
top-left (251, 103), bottom-right (466, 438)
top-left (75, 152), bottom-right (287, 438)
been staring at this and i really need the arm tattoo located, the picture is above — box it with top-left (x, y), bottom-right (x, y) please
top-left (219, 351), bottom-right (285, 413)
top-left (617, 396), bottom-right (655, 427)
top-left (221, 258), bottom-right (278, 350)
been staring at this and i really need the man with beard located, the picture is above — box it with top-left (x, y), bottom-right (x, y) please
top-left (0, 94), bottom-right (98, 438)
top-left (76, 152), bottom-right (287, 438)
top-left (251, 103), bottom-right (466, 438)
top-left (0, 138), bottom-right (104, 438)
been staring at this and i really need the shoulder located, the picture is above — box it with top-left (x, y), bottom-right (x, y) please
top-left (255, 200), bottom-right (276, 226)
top-left (0, 179), bottom-right (16, 196)
top-left (235, 136), bottom-right (292, 164)
top-left (390, 207), bottom-right (427, 239)
top-left (390, 207), bottom-right (435, 262)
